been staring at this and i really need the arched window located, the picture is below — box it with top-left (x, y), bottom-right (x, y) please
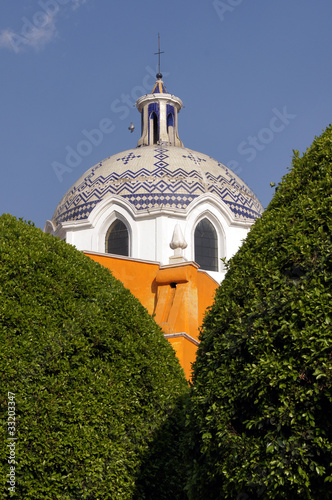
top-left (167, 112), bottom-right (174, 130)
top-left (152, 112), bottom-right (159, 144)
top-left (194, 218), bottom-right (218, 271)
top-left (105, 220), bottom-right (129, 256)
top-left (167, 112), bottom-right (174, 144)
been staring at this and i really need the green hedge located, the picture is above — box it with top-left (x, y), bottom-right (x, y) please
top-left (187, 125), bottom-right (332, 499)
top-left (0, 214), bottom-right (188, 499)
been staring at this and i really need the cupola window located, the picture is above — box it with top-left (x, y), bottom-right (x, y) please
top-left (148, 103), bottom-right (160, 145)
top-left (152, 112), bottom-right (159, 144)
top-left (106, 220), bottom-right (129, 256)
top-left (167, 104), bottom-right (175, 144)
top-left (167, 112), bottom-right (174, 129)
top-left (194, 218), bottom-right (218, 271)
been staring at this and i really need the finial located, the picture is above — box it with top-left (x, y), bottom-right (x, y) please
top-left (154, 33), bottom-right (164, 80)
top-left (169, 224), bottom-right (187, 264)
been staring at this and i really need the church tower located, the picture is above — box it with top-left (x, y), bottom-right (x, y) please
top-left (45, 59), bottom-right (263, 378)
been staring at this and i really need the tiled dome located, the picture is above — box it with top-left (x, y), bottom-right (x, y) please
top-left (52, 144), bottom-right (263, 227)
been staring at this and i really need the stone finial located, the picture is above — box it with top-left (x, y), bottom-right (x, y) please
top-left (169, 224), bottom-right (187, 263)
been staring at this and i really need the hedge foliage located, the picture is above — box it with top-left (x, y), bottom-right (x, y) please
top-left (186, 125), bottom-right (332, 499)
top-left (0, 214), bottom-right (188, 499)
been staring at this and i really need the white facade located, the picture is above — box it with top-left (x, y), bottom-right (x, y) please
top-left (45, 192), bottom-right (252, 282)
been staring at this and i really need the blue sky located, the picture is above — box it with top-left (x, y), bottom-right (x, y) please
top-left (1, 0), bottom-right (331, 230)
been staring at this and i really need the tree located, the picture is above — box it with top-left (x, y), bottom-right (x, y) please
top-left (186, 125), bottom-right (332, 499)
top-left (0, 214), bottom-right (188, 499)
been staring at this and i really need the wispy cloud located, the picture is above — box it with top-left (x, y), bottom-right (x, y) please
top-left (0, 0), bottom-right (89, 53)
top-left (0, 29), bottom-right (20, 52)
top-left (27, 15), bottom-right (57, 50)
top-left (72, 0), bottom-right (89, 10)
top-left (0, 15), bottom-right (57, 53)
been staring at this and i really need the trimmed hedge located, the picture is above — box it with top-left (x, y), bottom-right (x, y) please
top-left (187, 126), bottom-right (332, 499)
top-left (0, 214), bottom-right (188, 499)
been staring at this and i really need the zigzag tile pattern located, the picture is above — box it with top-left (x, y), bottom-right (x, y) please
top-left (53, 146), bottom-right (263, 226)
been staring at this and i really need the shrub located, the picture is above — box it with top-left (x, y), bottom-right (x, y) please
top-left (187, 126), bottom-right (332, 499)
top-left (0, 214), bottom-right (188, 499)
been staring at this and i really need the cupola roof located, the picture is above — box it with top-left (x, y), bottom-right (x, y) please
top-left (151, 78), bottom-right (167, 94)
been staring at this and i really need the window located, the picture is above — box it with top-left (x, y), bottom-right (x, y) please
top-left (167, 112), bottom-right (174, 144)
top-left (167, 112), bottom-right (174, 129)
top-left (105, 220), bottom-right (129, 256)
top-left (151, 112), bottom-right (159, 144)
top-left (194, 218), bottom-right (218, 271)
top-left (148, 103), bottom-right (160, 145)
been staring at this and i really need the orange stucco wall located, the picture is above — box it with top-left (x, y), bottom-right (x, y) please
top-left (167, 336), bottom-right (199, 381)
top-left (84, 252), bottom-right (218, 380)
top-left (197, 270), bottom-right (218, 327)
top-left (86, 252), bottom-right (159, 315)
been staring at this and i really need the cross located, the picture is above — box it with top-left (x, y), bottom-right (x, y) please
top-left (154, 33), bottom-right (164, 78)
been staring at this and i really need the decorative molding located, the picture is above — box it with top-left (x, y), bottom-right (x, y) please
top-left (163, 332), bottom-right (200, 347)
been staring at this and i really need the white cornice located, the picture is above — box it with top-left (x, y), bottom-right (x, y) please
top-left (136, 93), bottom-right (183, 112)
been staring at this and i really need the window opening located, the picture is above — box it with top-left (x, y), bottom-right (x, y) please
top-left (194, 218), bottom-right (218, 271)
top-left (152, 112), bottom-right (159, 144)
top-left (167, 113), bottom-right (174, 130)
top-left (106, 220), bottom-right (129, 256)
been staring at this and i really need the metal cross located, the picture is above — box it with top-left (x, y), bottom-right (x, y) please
top-left (154, 33), bottom-right (164, 77)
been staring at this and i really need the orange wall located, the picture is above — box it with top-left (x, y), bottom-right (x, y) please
top-left (84, 252), bottom-right (218, 380)
top-left (167, 336), bottom-right (198, 381)
top-left (85, 252), bottom-right (159, 315)
top-left (197, 270), bottom-right (218, 328)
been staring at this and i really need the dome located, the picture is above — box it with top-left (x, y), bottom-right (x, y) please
top-left (46, 74), bottom-right (264, 282)
top-left (52, 145), bottom-right (263, 228)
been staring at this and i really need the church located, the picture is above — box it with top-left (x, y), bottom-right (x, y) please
top-left (44, 63), bottom-right (263, 379)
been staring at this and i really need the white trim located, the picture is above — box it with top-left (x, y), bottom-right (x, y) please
top-left (89, 195), bottom-right (137, 226)
top-left (44, 219), bottom-right (55, 233)
top-left (160, 261), bottom-right (199, 270)
top-left (91, 198), bottom-right (138, 255)
top-left (197, 269), bottom-right (220, 286)
top-left (50, 191), bottom-right (254, 236)
top-left (83, 250), bottom-right (161, 266)
top-left (163, 332), bottom-right (200, 347)
top-left (136, 93), bottom-right (183, 112)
